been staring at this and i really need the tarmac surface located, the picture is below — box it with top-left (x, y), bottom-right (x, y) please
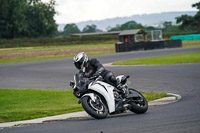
top-left (0, 47), bottom-right (200, 89)
top-left (0, 47), bottom-right (200, 133)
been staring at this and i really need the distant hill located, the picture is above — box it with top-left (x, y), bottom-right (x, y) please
top-left (58, 11), bottom-right (196, 31)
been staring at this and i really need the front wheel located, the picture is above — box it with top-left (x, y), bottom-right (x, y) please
top-left (81, 94), bottom-right (108, 119)
top-left (128, 88), bottom-right (148, 114)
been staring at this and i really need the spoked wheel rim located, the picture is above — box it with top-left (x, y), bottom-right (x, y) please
top-left (88, 95), bottom-right (105, 114)
top-left (81, 94), bottom-right (108, 119)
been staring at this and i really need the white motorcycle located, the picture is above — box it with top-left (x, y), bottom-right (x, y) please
top-left (70, 74), bottom-right (148, 119)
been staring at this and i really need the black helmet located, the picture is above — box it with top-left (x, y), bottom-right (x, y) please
top-left (73, 52), bottom-right (88, 70)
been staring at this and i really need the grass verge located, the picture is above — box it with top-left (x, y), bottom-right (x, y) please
top-left (113, 51), bottom-right (200, 65)
top-left (0, 43), bottom-right (115, 64)
top-left (0, 40), bottom-right (199, 64)
top-left (182, 40), bottom-right (200, 48)
top-left (0, 88), bottom-right (168, 123)
top-left (0, 51), bottom-right (115, 64)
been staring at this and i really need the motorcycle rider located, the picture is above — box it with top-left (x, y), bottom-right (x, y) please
top-left (73, 52), bottom-right (125, 93)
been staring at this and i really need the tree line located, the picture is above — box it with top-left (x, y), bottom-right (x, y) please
top-left (0, 0), bottom-right (57, 39)
top-left (0, 1), bottom-right (199, 39)
top-left (62, 1), bottom-right (199, 37)
top-left (176, 2), bottom-right (200, 33)
top-left (62, 24), bottom-right (102, 36)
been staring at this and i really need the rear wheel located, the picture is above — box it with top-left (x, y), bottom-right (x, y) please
top-left (128, 88), bottom-right (148, 114)
top-left (81, 94), bottom-right (108, 119)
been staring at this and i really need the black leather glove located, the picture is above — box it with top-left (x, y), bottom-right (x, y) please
top-left (89, 72), bottom-right (99, 80)
top-left (94, 71), bottom-right (102, 77)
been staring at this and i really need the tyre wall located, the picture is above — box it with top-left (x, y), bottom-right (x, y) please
top-left (115, 40), bottom-right (182, 52)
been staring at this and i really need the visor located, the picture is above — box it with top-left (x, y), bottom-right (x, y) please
top-left (74, 61), bottom-right (82, 70)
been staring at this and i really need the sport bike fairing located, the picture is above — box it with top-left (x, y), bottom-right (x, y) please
top-left (85, 81), bottom-right (115, 113)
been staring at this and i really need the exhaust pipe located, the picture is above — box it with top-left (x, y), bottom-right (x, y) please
top-left (124, 104), bottom-right (132, 108)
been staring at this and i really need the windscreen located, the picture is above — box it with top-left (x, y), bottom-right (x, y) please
top-left (74, 74), bottom-right (80, 85)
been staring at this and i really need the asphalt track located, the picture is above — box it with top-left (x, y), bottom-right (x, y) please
top-left (0, 47), bottom-right (200, 133)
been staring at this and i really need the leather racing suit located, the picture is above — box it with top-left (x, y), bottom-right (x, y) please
top-left (80, 58), bottom-right (118, 87)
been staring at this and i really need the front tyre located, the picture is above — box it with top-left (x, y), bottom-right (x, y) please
top-left (128, 88), bottom-right (148, 114)
top-left (81, 94), bottom-right (108, 119)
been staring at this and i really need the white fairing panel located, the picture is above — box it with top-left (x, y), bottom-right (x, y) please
top-left (82, 93), bottom-right (96, 102)
top-left (88, 81), bottom-right (115, 113)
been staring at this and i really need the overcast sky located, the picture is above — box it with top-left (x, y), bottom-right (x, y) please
top-left (42, 0), bottom-right (199, 24)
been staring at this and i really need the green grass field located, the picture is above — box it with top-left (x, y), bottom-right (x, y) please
top-left (0, 51), bottom-right (115, 64)
top-left (0, 88), bottom-right (168, 123)
top-left (0, 43), bottom-right (114, 54)
top-left (0, 89), bottom-right (82, 123)
top-left (0, 43), bottom-right (115, 64)
top-left (0, 40), bottom-right (200, 64)
top-left (113, 51), bottom-right (200, 65)
top-left (182, 40), bottom-right (200, 48)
